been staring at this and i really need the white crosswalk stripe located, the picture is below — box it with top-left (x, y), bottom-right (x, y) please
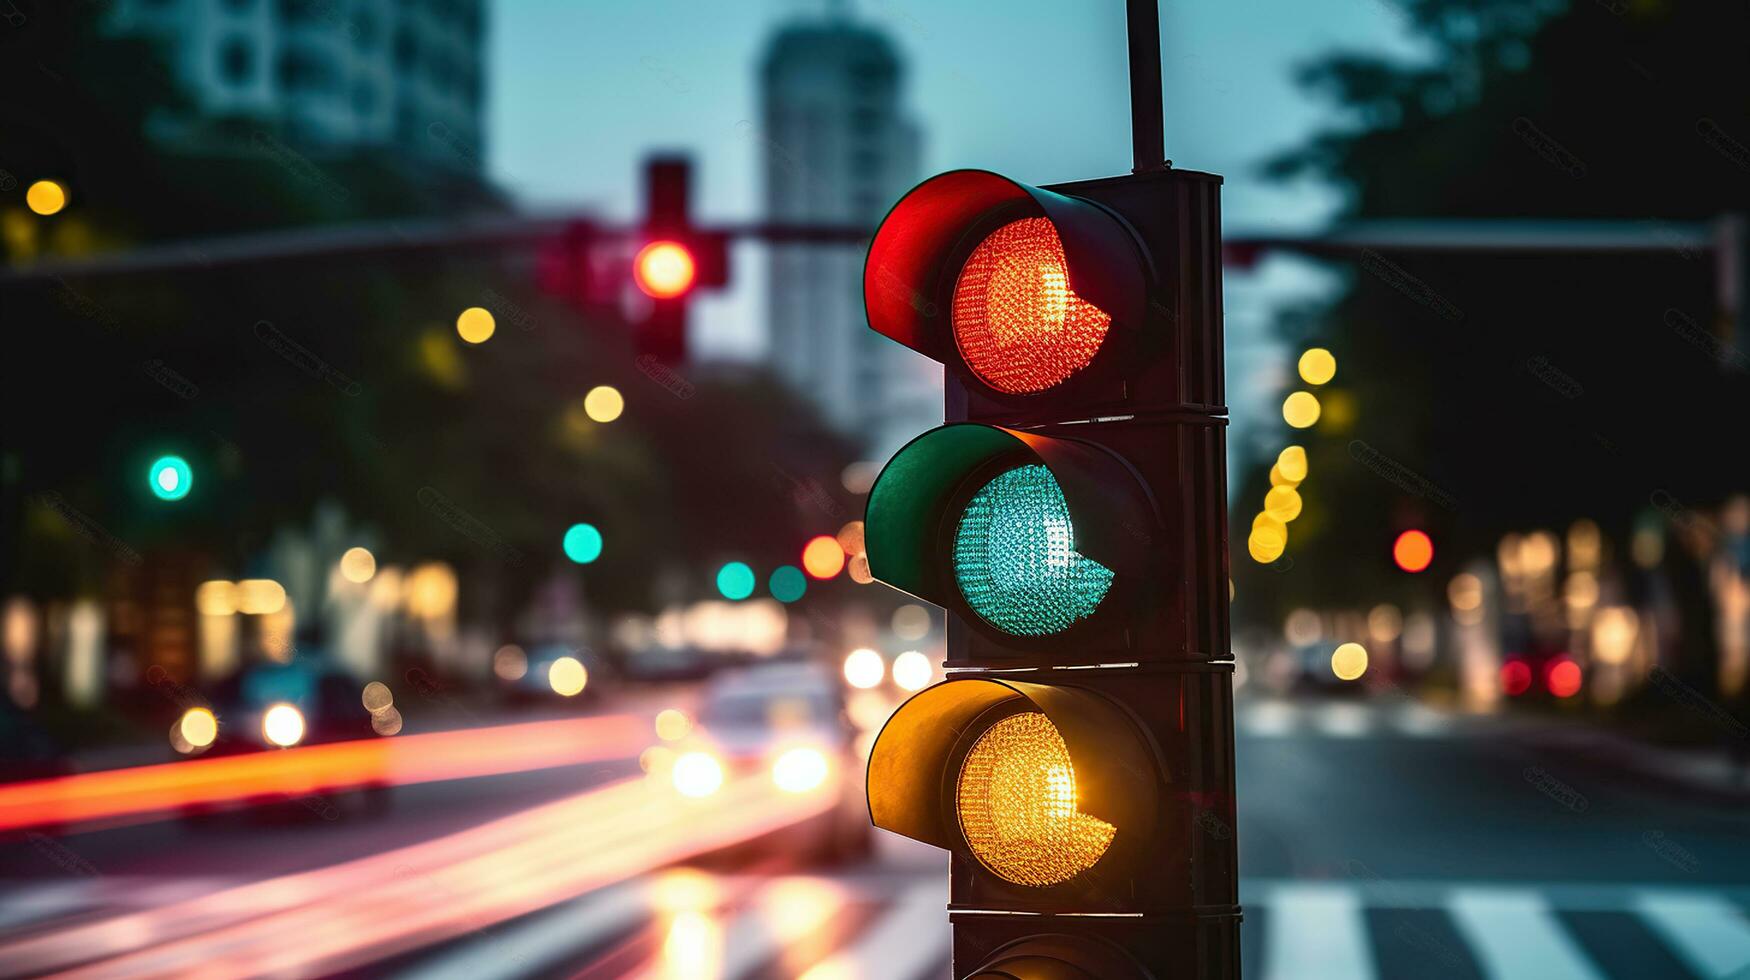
top-left (1446, 887), bottom-right (1604, 980)
top-left (1635, 892), bottom-right (1750, 979)
top-left (1260, 882), bottom-right (1377, 980)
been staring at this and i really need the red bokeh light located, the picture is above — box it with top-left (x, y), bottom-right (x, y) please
top-left (633, 240), bottom-right (696, 299)
top-left (800, 535), bottom-right (846, 580)
top-left (1393, 530), bottom-right (1434, 573)
top-left (1546, 659), bottom-right (1582, 699)
top-left (1501, 660), bottom-right (1533, 696)
top-left (951, 217), bottom-right (1111, 395)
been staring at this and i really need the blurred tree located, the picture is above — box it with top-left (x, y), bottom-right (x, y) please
top-left (1236, 0), bottom-right (1750, 695)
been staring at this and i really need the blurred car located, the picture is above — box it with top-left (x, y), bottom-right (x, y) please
top-left (673, 662), bottom-right (873, 863)
top-left (175, 656), bottom-right (390, 822)
top-left (498, 644), bottom-right (605, 704)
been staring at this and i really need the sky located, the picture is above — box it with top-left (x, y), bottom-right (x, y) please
top-left (486, 0), bottom-right (1426, 437)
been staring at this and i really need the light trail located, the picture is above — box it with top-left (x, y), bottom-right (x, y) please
top-left (0, 713), bottom-right (651, 833)
top-left (1, 772), bottom-right (842, 978)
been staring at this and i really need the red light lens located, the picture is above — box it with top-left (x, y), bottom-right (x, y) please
top-left (1501, 660), bottom-right (1532, 696)
top-left (634, 240), bottom-right (696, 299)
top-left (1546, 659), bottom-right (1582, 698)
top-left (951, 217), bottom-right (1111, 395)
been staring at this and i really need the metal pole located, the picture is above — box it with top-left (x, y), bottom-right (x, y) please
top-left (1126, 0), bottom-right (1168, 173)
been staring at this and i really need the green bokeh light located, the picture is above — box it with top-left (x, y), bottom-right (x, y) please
top-left (148, 455), bottom-right (192, 501)
top-left (768, 565), bottom-right (807, 603)
top-left (563, 523), bottom-right (603, 564)
top-left (716, 561), bottom-right (755, 601)
top-left (952, 464), bottom-right (1113, 635)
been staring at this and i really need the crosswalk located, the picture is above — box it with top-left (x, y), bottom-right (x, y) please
top-left (1238, 697), bottom-right (1463, 740)
top-left (5, 872), bottom-right (1748, 978)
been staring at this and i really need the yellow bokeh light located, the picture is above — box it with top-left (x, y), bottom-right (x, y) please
top-left (956, 711), bottom-right (1114, 887)
top-left (548, 656), bottom-right (589, 697)
top-left (262, 703), bottom-right (306, 747)
top-left (195, 580), bottom-right (238, 617)
top-left (1283, 391), bottom-right (1321, 429)
top-left (890, 649), bottom-right (933, 691)
top-left (672, 751), bottom-right (724, 798)
top-left (236, 579), bottom-right (287, 615)
top-left (179, 707), bottom-right (218, 749)
top-left (340, 546), bottom-right (377, 584)
top-left (1448, 573), bottom-right (1483, 612)
top-left (1263, 486), bottom-right (1303, 523)
top-left (26, 180), bottom-right (68, 217)
top-left (1299, 347), bottom-right (1337, 385)
top-left (1248, 527), bottom-right (1286, 564)
top-left (456, 306), bottom-right (496, 344)
top-left (843, 648), bottom-right (884, 689)
top-left (654, 708), bottom-right (692, 742)
top-left (1277, 446), bottom-right (1308, 483)
top-left (584, 385), bottom-right (625, 423)
top-left (1331, 642), bottom-right (1368, 681)
top-left (772, 746), bottom-right (830, 793)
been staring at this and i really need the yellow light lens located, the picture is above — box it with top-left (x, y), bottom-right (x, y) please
top-left (772, 747), bottom-right (830, 793)
top-left (262, 703), bottom-right (306, 747)
top-left (955, 711), bottom-right (1114, 887)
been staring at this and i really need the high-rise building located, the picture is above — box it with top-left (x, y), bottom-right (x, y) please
top-left (759, 12), bottom-right (937, 461)
top-left (106, 0), bottom-right (486, 173)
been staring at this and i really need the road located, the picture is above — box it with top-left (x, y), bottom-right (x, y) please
top-left (2, 694), bottom-right (1748, 978)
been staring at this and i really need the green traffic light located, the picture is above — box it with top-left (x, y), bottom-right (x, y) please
top-left (952, 464), bottom-right (1112, 635)
top-left (716, 561), bottom-right (755, 601)
top-left (563, 523), bottom-right (603, 564)
top-left (148, 455), bottom-right (192, 501)
top-left (768, 565), bottom-right (806, 603)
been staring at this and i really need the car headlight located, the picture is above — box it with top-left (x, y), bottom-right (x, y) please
top-left (772, 747), bottom-right (830, 794)
top-left (672, 751), bottom-right (724, 798)
top-left (262, 703), bottom-right (306, 747)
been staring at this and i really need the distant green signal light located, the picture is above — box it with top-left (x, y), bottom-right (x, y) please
top-left (717, 561), bottom-right (755, 601)
top-left (952, 464), bottom-right (1112, 635)
top-left (149, 455), bottom-right (193, 501)
top-left (563, 523), bottom-right (603, 564)
top-left (768, 565), bottom-right (807, 603)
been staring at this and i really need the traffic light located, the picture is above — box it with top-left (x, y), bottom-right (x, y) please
top-left (860, 164), bottom-right (1239, 977)
top-left (635, 154), bottom-right (727, 363)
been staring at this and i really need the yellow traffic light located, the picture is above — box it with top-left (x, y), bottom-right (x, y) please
top-left (956, 711), bottom-right (1115, 887)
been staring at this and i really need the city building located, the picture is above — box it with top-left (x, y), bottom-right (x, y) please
top-left (758, 12), bottom-right (937, 462)
top-left (106, 0), bottom-right (486, 172)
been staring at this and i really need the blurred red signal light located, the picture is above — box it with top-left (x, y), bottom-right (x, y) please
top-left (952, 218), bottom-right (1111, 395)
top-left (1392, 530), bottom-right (1434, 573)
top-left (634, 240), bottom-right (696, 299)
top-left (1546, 659), bottom-right (1582, 699)
top-left (1500, 660), bottom-right (1532, 696)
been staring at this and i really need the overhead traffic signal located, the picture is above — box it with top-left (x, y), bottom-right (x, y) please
top-left (860, 161), bottom-right (1240, 977)
top-left (635, 154), bottom-right (727, 363)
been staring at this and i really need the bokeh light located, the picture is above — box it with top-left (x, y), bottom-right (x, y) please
top-left (1546, 659), bottom-right (1582, 699)
top-left (26, 180), bottom-right (68, 216)
top-left (1501, 660), bottom-right (1533, 696)
top-left (1330, 642), bottom-right (1368, 681)
top-left (843, 648), bottom-right (884, 689)
top-left (654, 708), bottom-right (692, 742)
top-left (891, 603), bottom-right (931, 641)
top-left (493, 644), bottom-right (528, 681)
top-left (1298, 347), bottom-right (1337, 385)
top-left (1263, 486), bottom-right (1303, 523)
top-left (1282, 392), bottom-right (1321, 429)
top-left (672, 751), bottom-right (724, 798)
top-left (235, 579), bottom-right (287, 615)
top-left (891, 650), bottom-right (933, 691)
top-left (716, 562), bottom-right (755, 600)
top-left (361, 681), bottom-right (393, 713)
top-left (548, 656), bottom-right (588, 697)
top-left (179, 707), bottom-right (218, 749)
top-left (456, 306), bottom-right (496, 344)
top-left (1393, 530), bottom-right (1435, 573)
top-left (768, 565), bottom-right (807, 603)
top-left (262, 703), bottom-right (306, 747)
top-left (584, 385), bottom-right (624, 423)
top-left (1277, 446), bottom-right (1308, 483)
top-left (563, 523), bottom-right (604, 564)
top-left (771, 747), bottom-right (830, 794)
top-left (340, 546), bottom-right (377, 584)
top-left (371, 707), bottom-right (404, 736)
top-left (634, 240), bottom-right (697, 299)
top-left (149, 455), bottom-right (193, 501)
top-left (801, 535), bottom-right (847, 579)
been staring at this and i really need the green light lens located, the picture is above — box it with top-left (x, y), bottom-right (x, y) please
top-left (952, 464), bottom-right (1113, 635)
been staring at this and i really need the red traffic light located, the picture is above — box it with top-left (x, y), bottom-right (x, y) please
top-left (863, 170), bottom-right (1149, 401)
top-left (633, 240), bottom-right (696, 299)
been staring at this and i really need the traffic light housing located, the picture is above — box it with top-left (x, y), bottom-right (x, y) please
top-left (636, 154), bottom-right (728, 363)
top-left (861, 164), bottom-right (1239, 978)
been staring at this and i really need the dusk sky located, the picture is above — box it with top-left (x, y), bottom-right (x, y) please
top-left (487, 0), bottom-right (1425, 401)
